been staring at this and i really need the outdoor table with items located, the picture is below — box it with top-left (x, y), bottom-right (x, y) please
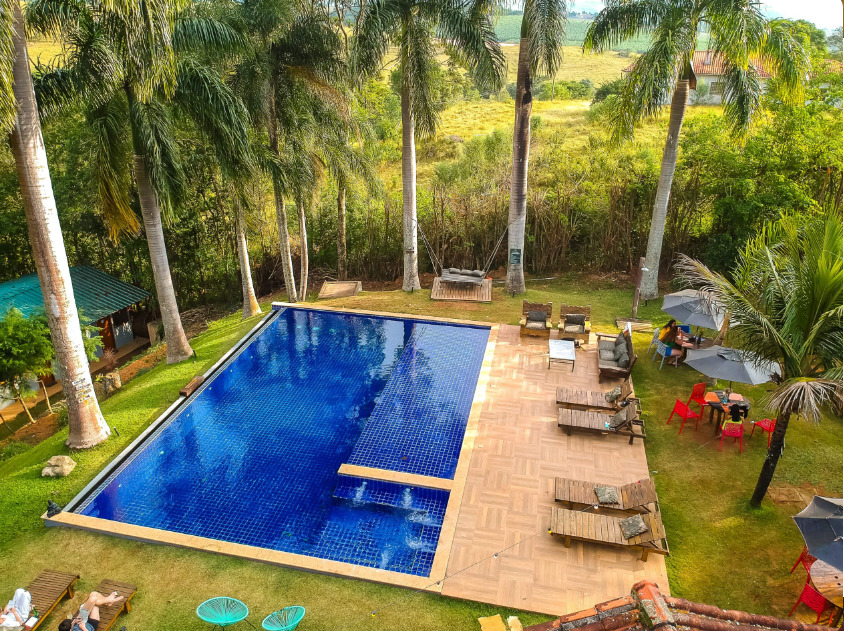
top-left (704, 390), bottom-right (751, 433)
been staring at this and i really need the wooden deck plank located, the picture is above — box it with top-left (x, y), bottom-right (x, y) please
top-left (317, 280), bottom-right (362, 299)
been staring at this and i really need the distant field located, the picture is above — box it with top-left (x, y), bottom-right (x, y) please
top-left (27, 38), bottom-right (63, 66)
top-left (496, 15), bottom-right (712, 53)
top-left (500, 45), bottom-right (633, 84)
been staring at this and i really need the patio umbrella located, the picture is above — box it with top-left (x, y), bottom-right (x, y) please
top-left (684, 346), bottom-right (779, 388)
top-left (793, 496), bottom-right (843, 570)
top-left (662, 289), bottom-right (728, 331)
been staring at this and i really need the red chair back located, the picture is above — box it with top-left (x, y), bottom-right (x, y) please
top-left (689, 382), bottom-right (707, 402)
top-left (722, 421), bottom-right (744, 438)
top-left (672, 400), bottom-right (694, 418)
top-left (791, 583), bottom-right (832, 619)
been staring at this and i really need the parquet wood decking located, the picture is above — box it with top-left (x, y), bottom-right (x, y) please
top-left (317, 281), bottom-right (362, 299)
top-left (431, 277), bottom-right (492, 303)
top-left (441, 325), bottom-right (668, 616)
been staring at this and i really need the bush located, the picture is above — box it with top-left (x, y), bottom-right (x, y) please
top-left (592, 78), bottom-right (626, 104)
top-left (531, 115), bottom-right (543, 130)
top-left (536, 79), bottom-right (593, 101)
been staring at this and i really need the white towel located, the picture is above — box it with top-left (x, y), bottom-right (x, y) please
top-left (0, 588), bottom-right (31, 627)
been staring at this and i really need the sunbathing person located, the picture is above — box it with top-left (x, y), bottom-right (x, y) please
top-left (58, 590), bottom-right (124, 631)
top-left (1, 588), bottom-right (31, 628)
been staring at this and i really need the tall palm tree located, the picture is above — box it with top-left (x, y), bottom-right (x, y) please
top-left (232, 186), bottom-right (262, 318)
top-left (352, 0), bottom-right (505, 291)
top-left (585, 0), bottom-right (809, 299)
top-left (234, 7), bottom-right (345, 303)
top-left (678, 210), bottom-right (843, 507)
top-left (505, 0), bottom-right (567, 294)
top-left (29, 0), bottom-right (250, 363)
top-left (3, 1), bottom-right (109, 449)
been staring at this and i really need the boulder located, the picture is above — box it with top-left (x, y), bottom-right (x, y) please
top-left (448, 134), bottom-right (464, 143)
top-left (42, 455), bottom-right (76, 478)
top-left (103, 370), bottom-right (122, 396)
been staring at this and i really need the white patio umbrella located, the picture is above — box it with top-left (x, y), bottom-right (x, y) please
top-left (684, 346), bottom-right (779, 389)
top-left (662, 289), bottom-right (728, 331)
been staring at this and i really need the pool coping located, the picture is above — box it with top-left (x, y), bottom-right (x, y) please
top-left (45, 304), bottom-right (500, 593)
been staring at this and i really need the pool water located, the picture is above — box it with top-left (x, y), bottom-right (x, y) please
top-left (76, 307), bottom-right (489, 577)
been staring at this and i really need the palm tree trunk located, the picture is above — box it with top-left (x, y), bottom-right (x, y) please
top-left (506, 35), bottom-right (533, 295)
top-left (640, 79), bottom-right (689, 300)
top-left (234, 195), bottom-right (261, 318)
top-left (400, 82), bottom-right (421, 291)
top-left (266, 91), bottom-right (298, 302)
top-left (9, 2), bottom-right (110, 449)
top-left (297, 195), bottom-right (309, 300)
top-left (750, 409), bottom-right (790, 507)
top-left (133, 155), bottom-right (194, 363)
top-left (337, 178), bottom-right (347, 280)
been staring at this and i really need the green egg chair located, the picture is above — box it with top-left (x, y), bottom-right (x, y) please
top-left (196, 597), bottom-right (252, 629)
top-left (262, 606), bottom-right (305, 631)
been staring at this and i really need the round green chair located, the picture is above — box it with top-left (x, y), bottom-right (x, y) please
top-left (197, 597), bottom-right (252, 629)
top-left (261, 606), bottom-right (305, 631)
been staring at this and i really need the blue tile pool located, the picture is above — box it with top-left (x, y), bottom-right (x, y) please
top-left (74, 307), bottom-right (489, 577)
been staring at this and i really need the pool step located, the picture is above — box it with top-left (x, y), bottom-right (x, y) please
top-left (332, 476), bottom-right (447, 525)
top-left (337, 463), bottom-right (452, 492)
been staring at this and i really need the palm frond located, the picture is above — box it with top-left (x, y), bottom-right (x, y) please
top-left (350, 0), bottom-right (403, 83)
top-left (401, 14), bottom-right (439, 137)
top-left (0, 0), bottom-right (13, 134)
top-left (583, 0), bottom-right (673, 53)
top-left (173, 15), bottom-right (245, 57)
top-left (522, 0), bottom-right (566, 77)
top-left (25, 0), bottom-right (82, 38)
top-left (763, 378), bottom-right (841, 423)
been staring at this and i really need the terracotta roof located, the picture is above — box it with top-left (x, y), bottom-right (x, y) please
top-left (621, 50), bottom-right (773, 79)
top-left (525, 581), bottom-right (838, 631)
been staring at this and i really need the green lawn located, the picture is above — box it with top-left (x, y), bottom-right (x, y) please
top-left (0, 280), bottom-right (839, 628)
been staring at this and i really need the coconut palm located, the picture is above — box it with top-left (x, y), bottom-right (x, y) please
top-left (234, 6), bottom-right (346, 302)
top-left (232, 186), bottom-right (262, 318)
top-left (678, 210), bottom-right (843, 507)
top-left (29, 0), bottom-right (250, 363)
top-left (352, 0), bottom-right (505, 291)
top-left (2, 1), bottom-right (110, 448)
top-left (505, 0), bottom-right (567, 294)
top-left (584, 0), bottom-right (809, 299)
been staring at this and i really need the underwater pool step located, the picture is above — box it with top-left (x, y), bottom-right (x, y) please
top-left (337, 464), bottom-right (453, 492)
top-left (331, 476), bottom-right (448, 526)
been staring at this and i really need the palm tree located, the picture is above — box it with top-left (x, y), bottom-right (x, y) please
top-left (234, 8), bottom-right (346, 303)
top-left (584, 0), bottom-right (809, 299)
top-left (505, 0), bottom-right (567, 294)
top-left (232, 187), bottom-right (262, 318)
top-left (352, 0), bottom-right (505, 291)
top-left (678, 210), bottom-right (843, 507)
top-left (2, 1), bottom-right (110, 448)
top-left (29, 0), bottom-right (250, 363)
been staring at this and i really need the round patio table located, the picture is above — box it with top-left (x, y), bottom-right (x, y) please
top-left (703, 391), bottom-right (751, 434)
top-left (810, 560), bottom-right (843, 613)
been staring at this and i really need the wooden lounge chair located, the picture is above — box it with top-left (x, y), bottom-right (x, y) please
top-left (64, 580), bottom-right (136, 631)
top-left (519, 301), bottom-right (553, 338)
top-left (26, 570), bottom-right (79, 630)
top-left (556, 379), bottom-right (635, 413)
top-left (554, 477), bottom-right (658, 513)
top-left (557, 402), bottom-right (645, 444)
top-left (558, 304), bottom-right (591, 345)
top-left (549, 506), bottom-right (669, 561)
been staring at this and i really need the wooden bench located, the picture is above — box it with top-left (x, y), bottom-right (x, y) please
top-left (556, 379), bottom-right (635, 413)
top-left (27, 570), bottom-right (79, 630)
top-left (91, 579), bottom-right (137, 631)
top-left (180, 376), bottom-right (204, 397)
top-left (557, 403), bottom-right (645, 445)
top-left (549, 507), bottom-right (669, 561)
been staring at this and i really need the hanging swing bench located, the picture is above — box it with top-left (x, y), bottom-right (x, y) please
top-left (418, 219), bottom-right (509, 303)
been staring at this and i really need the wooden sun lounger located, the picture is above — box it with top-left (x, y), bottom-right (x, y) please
top-left (556, 379), bottom-right (636, 413)
top-left (557, 404), bottom-right (646, 445)
top-left (549, 506), bottom-right (670, 561)
top-left (87, 579), bottom-right (137, 631)
top-left (554, 477), bottom-right (658, 513)
top-left (27, 570), bottom-right (79, 630)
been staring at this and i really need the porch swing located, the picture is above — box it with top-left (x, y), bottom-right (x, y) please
top-left (416, 218), bottom-right (510, 287)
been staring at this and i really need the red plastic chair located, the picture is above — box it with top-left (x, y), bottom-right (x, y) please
top-left (788, 582), bottom-right (837, 624)
top-left (667, 399), bottom-right (701, 435)
top-left (750, 418), bottom-right (777, 447)
top-left (790, 545), bottom-right (818, 575)
top-left (719, 421), bottom-right (745, 453)
top-left (686, 382), bottom-right (708, 417)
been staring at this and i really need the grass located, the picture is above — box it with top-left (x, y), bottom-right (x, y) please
top-left (1, 281), bottom-right (839, 627)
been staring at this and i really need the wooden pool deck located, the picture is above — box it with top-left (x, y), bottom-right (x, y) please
top-left (431, 277), bottom-right (492, 303)
top-left (440, 325), bottom-right (668, 616)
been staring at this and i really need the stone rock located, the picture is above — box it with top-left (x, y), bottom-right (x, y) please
top-left (42, 455), bottom-right (76, 478)
top-left (103, 370), bottom-right (122, 396)
top-left (93, 380), bottom-right (106, 399)
top-left (448, 134), bottom-right (464, 143)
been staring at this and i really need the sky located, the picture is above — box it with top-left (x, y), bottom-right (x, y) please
top-left (570, 0), bottom-right (843, 30)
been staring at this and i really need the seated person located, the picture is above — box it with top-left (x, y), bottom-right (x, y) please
top-left (660, 323), bottom-right (686, 366)
top-left (58, 591), bottom-right (124, 631)
top-left (1, 588), bottom-right (31, 628)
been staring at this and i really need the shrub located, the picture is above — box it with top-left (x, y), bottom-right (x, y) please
top-left (592, 78), bottom-right (627, 104)
top-left (0, 441), bottom-right (31, 461)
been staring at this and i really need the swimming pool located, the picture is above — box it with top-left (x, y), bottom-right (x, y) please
top-left (72, 307), bottom-right (490, 577)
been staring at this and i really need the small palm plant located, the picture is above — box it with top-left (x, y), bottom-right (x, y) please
top-left (678, 210), bottom-right (843, 507)
top-left (352, 0), bottom-right (505, 291)
top-left (584, 0), bottom-right (809, 300)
